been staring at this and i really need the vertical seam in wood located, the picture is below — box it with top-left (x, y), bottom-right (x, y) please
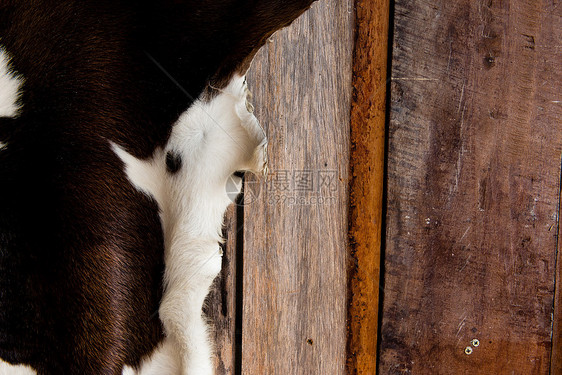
top-left (234, 189), bottom-right (245, 375)
top-left (376, 1), bottom-right (396, 374)
top-left (550, 155), bottom-right (562, 375)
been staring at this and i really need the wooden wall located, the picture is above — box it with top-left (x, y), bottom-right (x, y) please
top-left (208, 1), bottom-right (354, 373)
top-left (207, 0), bottom-right (562, 374)
top-left (242, 1), bottom-right (353, 372)
top-left (379, 0), bottom-right (562, 374)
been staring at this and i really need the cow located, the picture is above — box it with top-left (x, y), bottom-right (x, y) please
top-left (0, 1), bottom-right (316, 374)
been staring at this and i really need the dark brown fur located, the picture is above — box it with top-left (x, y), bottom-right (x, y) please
top-left (0, 0), bottom-right (315, 373)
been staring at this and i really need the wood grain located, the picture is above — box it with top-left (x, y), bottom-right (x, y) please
top-left (347, 0), bottom-right (390, 374)
top-left (379, 0), bottom-right (562, 374)
top-left (206, 205), bottom-right (238, 375)
top-left (242, 1), bottom-right (353, 373)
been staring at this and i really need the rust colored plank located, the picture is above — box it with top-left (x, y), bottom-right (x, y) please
top-left (206, 205), bottom-right (238, 375)
top-left (553, 180), bottom-right (562, 374)
top-left (241, 1), bottom-right (354, 374)
top-left (347, 0), bottom-right (390, 374)
top-left (380, 0), bottom-right (562, 374)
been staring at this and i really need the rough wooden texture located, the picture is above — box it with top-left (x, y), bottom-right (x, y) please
top-left (347, 0), bottom-right (389, 373)
top-left (380, 0), bottom-right (562, 374)
top-left (242, 1), bottom-right (353, 373)
top-left (207, 205), bottom-right (238, 375)
top-left (553, 182), bottom-right (562, 374)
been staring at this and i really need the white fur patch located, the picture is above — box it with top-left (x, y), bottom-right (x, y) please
top-left (115, 75), bottom-right (267, 374)
top-left (0, 46), bottom-right (24, 118)
top-left (0, 359), bottom-right (36, 375)
top-left (122, 339), bottom-right (179, 375)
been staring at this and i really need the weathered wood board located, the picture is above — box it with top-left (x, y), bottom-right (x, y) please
top-left (380, 0), bottom-right (562, 374)
top-left (347, 0), bottom-right (390, 373)
top-left (241, 1), bottom-right (354, 373)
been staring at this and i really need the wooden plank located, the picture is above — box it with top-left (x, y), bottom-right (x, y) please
top-left (346, 0), bottom-right (390, 373)
top-left (379, 0), bottom-right (562, 373)
top-left (553, 180), bottom-right (562, 374)
top-left (207, 205), bottom-right (238, 375)
top-left (242, 1), bottom-right (353, 373)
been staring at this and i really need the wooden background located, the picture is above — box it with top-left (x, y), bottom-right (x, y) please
top-left (206, 0), bottom-right (562, 374)
top-left (242, 0), bottom-right (353, 372)
top-left (379, 0), bottom-right (562, 374)
top-left (207, 1), bottom-right (354, 373)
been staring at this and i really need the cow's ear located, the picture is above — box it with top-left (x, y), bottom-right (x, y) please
top-left (211, 0), bottom-right (318, 86)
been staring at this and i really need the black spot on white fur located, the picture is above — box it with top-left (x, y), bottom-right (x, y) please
top-left (165, 151), bottom-right (182, 174)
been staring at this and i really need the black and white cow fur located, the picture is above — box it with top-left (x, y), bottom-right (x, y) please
top-left (0, 1), bottom-right (315, 374)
